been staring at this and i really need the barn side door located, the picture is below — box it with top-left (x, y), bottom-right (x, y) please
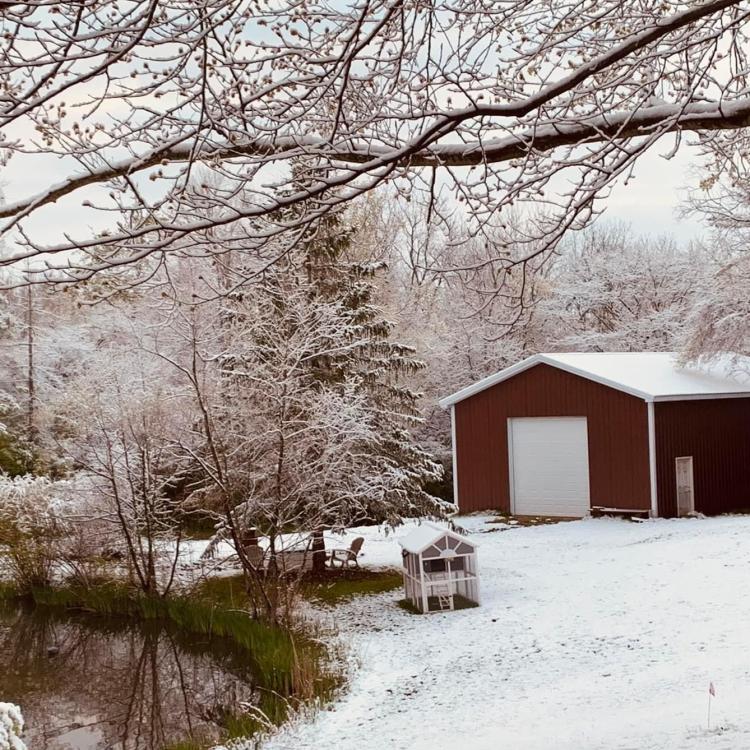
top-left (675, 456), bottom-right (695, 516)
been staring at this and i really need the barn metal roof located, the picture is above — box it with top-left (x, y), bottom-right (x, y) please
top-left (439, 352), bottom-right (750, 408)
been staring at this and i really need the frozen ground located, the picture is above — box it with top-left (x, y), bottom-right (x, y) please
top-left (262, 515), bottom-right (750, 750)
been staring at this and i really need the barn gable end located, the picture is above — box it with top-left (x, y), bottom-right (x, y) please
top-left (453, 363), bottom-right (651, 514)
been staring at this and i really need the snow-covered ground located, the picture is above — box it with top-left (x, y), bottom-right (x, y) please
top-left (263, 515), bottom-right (750, 750)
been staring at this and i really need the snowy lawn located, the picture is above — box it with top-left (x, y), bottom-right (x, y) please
top-left (263, 515), bottom-right (750, 750)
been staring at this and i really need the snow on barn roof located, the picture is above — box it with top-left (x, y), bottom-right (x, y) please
top-left (439, 352), bottom-right (750, 408)
top-left (398, 522), bottom-right (476, 555)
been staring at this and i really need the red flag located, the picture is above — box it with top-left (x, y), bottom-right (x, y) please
top-left (709, 682), bottom-right (716, 697)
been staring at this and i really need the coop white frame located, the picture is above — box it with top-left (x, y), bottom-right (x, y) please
top-left (400, 523), bottom-right (480, 614)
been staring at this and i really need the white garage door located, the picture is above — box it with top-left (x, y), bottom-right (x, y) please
top-left (508, 417), bottom-right (591, 517)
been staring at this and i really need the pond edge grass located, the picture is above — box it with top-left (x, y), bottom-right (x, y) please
top-left (0, 580), bottom-right (341, 744)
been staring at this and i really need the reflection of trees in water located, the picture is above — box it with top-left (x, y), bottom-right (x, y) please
top-left (0, 605), bottom-right (258, 749)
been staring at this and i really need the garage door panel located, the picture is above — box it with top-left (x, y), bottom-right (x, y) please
top-left (509, 417), bottom-right (590, 517)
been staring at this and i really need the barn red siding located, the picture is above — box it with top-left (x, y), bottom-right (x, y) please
top-left (453, 363), bottom-right (651, 513)
top-left (654, 398), bottom-right (750, 517)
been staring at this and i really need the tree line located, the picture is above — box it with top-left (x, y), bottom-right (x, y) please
top-left (0, 188), bottom-right (745, 621)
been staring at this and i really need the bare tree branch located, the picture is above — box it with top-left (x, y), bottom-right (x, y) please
top-left (1, 0), bottom-right (748, 279)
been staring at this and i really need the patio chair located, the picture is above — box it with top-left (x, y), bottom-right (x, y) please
top-left (243, 544), bottom-right (264, 570)
top-left (327, 536), bottom-right (364, 568)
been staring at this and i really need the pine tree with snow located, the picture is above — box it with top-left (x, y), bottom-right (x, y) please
top-left (298, 208), bottom-right (445, 526)
top-left (208, 199), bottom-right (446, 575)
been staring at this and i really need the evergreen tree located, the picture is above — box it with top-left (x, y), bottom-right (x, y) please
top-left (300, 209), bottom-right (445, 524)
top-left (209, 202), bottom-right (446, 575)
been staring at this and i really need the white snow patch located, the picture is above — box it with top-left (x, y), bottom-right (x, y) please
top-left (262, 515), bottom-right (750, 750)
top-left (0, 703), bottom-right (26, 750)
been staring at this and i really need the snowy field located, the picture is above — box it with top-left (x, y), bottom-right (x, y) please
top-left (263, 515), bottom-right (750, 750)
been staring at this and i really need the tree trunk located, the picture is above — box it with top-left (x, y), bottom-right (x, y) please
top-left (311, 529), bottom-right (326, 574)
top-left (26, 282), bottom-right (36, 450)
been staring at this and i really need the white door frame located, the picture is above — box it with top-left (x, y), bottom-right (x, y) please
top-left (675, 456), bottom-right (695, 516)
top-left (507, 419), bottom-right (516, 514)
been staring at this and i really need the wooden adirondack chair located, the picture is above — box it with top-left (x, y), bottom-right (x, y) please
top-left (327, 536), bottom-right (364, 568)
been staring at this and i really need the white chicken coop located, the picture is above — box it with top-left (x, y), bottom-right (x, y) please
top-left (399, 523), bottom-right (479, 613)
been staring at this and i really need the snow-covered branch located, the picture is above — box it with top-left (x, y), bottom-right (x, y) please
top-left (0, 703), bottom-right (26, 750)
top-left (1, 0), bottom-right (749, 278)
top-left (4, 98), bottom-right (750, 229)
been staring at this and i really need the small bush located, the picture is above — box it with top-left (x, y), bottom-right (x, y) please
top-left (0, 702), bottom-right (26, 750)
top-left (0, 473), bottom-right (124, 592)
top-left (0, 474), bottom-right (69, 590)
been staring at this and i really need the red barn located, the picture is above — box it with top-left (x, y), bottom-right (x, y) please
top-left (439, 353), bottom-right (750, 518)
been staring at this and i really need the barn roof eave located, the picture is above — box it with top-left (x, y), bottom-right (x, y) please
top-left (438, 354), bottom-right (654, 409)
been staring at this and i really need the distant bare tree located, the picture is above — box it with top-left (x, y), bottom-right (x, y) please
top-left (683, 254), bottom-right (750, 362)
top-left (550, 224), bottom-right (709, 352)
top-left (682, 182), bottom-right (750, 362)
top-left (62, 357), bottom-right (191, 597)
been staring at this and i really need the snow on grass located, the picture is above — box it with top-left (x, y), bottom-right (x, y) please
top-left (177, 524), bottom-right (424, 577)
top-left (262, 515), bottom-right (750, 750)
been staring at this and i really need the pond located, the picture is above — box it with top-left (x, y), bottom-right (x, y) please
top-left (0, 600), bottom-right (287, 750)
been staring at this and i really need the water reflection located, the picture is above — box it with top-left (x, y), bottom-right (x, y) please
top-left (1, 602), bottom-right (262, 749)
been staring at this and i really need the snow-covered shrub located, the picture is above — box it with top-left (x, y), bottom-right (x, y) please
top-left (0, 397), bottom-right (32, 478)
top-left (57, 360), bottom-right (192, 597)
top-left (0, 474), bottom-right (74, 589)
top-left (0, 702), bottom-right (26, 750)
top-left (0, 472), bottom-right (121, 590)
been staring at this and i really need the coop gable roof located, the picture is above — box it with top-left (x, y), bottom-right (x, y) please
top-left (399, 522), bottom-right (474, 555)
top-left (439, 352), bottom-right (750, 408)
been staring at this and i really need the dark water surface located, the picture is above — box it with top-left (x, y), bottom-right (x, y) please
top-left (0, 601), bottom-right (263, 749)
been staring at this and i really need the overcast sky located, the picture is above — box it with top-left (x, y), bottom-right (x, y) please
top-left (603, 143), bottom-right (706, 244)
